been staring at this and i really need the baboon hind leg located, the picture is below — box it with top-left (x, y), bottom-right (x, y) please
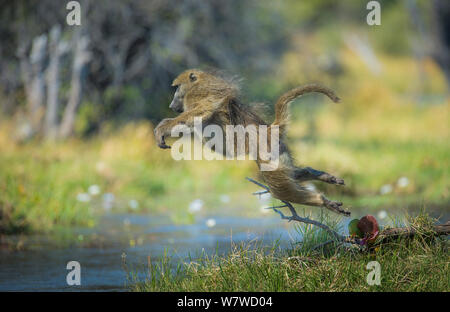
top-left (321, 195), bottom-right (350, 216)
top-left (293, 166), bottom-right (345, 185)
top-left (289, 187), bottom-right (350, 216)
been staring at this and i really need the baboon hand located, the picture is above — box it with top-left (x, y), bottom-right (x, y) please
top-left (154, 131), bottom-right (171, 149)
top-left (154, 119), bottom-right (173, 149)
top-left (157, 137), bottom-right (171, 149)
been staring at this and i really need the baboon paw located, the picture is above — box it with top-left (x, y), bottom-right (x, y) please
top-left (158, 142), bottom-right (171, 149)
top-left (320, 174), bottom-right (345, 185)
top-left (324, 199), bottom-right (350, 216)
top-left (155, 131), bottom-right (171, 149)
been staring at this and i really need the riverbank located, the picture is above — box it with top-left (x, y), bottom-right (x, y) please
top-left (130, 214), bottom-right (449, 292)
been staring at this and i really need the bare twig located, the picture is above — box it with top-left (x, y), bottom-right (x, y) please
top-left (246, 177), bottom-right (352, 244)
top-left (246, 177), bottom-right (270, 191)
top-left (264, 205), bottom-right (288, 209)
top-left (253, 190), bottom-right (269, 196)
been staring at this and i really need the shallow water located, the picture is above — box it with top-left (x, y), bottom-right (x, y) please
top-left (0, 214), bottom-right (293, 291)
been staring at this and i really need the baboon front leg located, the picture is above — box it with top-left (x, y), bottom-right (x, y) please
top-left (293, 167), bottom-right (345, 185)
top-left (154, 107), bottom-right (213, 149)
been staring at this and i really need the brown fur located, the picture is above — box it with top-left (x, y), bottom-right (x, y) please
top-left (154, 69), bottom-right (350, 216)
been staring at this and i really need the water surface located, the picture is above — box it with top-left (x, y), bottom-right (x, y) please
top-left (0, 214), bottom-right (293, 291)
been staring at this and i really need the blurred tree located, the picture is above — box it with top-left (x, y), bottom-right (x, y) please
top-left (59, 31), bottom-right (91, 139)
top-left (17, 33), bottom-right (47, 137)
top-left (1, 0), bottom-right (446, 139)
top-left (0, 0), bottom-right (287, 139)
top-left (430, 0), bottom-right (450, 90)
top-left (45, 25), bottom-right (69, 139)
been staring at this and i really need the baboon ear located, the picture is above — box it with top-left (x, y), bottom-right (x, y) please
top-left (189, 73), bottom-right (197, 82)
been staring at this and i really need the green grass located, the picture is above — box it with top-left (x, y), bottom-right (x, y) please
top-left (299, 136), bottom-right (450, 210)
top-left (128, 213), bottom-right (449, 292)
top-left (0, 122), bottom-right (261, 234)
top-left (0, 145), bottom-right (95, 234)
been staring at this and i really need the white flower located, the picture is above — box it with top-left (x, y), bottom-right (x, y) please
top-left (76, 193), bottom-right (91, 203)
top-left (128, 199), bottom-right (139, 210)
top-left (88, 184), bottom-right (101, 196)
top-left (188, 199), bottom-right (204, 213)
top-left (219, 194), bottom-right (230, 203)
top-left (95, 161), bottom-right (106, 173)
top-left (206, 218), bottom-right (216, 228)
top-left (102, 193), bottom-right (115, 210)
top-left (377, 210), bottom-right (387, 220)
top-left (380, 184), bottom-right (392, 195)
top-left (103, 193), bottom-right (115, 202)
top-left (397, 177), bottom-right (409, 188)
top-left (258, 192), bottom-right (272, 207)
top-left (257, 192), bottom-right (272, 213)
top-left (123, 218), bottom-right (131, 227)
top-left (103, 201), bottom-right (113, 211)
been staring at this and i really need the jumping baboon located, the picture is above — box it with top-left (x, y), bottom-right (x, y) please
top-left (154, 69), bottom-right (350, 216)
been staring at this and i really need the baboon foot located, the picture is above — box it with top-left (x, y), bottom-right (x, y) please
top-left (318, 173), bottom-right (345, 185)
top-left (323, 198), bottom-right (350, 216)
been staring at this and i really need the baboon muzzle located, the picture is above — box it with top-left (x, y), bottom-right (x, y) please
top-left (169, 97), bottom-right (184, 113)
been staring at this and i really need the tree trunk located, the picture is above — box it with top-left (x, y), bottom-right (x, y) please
top-left (29, 34), bottom-right (47, 127)
top-left (45, 25), bottom-right (68, 140)
top-left (431, 0), bottom-right (450, 91)
top-left (59, 34), bottom-right (91, 139)
top-left (17, 34), bottom-right (47, 139)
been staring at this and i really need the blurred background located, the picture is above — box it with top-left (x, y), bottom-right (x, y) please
top-left (0, 0), bottom-right (448, 290)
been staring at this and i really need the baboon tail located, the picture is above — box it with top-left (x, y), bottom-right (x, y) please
top-left (272, 84), bottom-right (340, 130)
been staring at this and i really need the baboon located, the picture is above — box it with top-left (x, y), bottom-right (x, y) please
top-left (154, 69), bottom-right (350, 216)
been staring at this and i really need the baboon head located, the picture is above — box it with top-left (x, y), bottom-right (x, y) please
top-left (169, 69), bottom-right (206, 113)
top-left (169, 69), bottom-right (237, 114)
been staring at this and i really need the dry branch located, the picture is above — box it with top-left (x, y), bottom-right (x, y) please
top-left (377, 221), bottom-right (450, 244)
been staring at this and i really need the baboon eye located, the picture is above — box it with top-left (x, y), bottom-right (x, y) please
top-left (189, 73), bottom-right (197, 82)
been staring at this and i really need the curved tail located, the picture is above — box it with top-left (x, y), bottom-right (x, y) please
top-left (272, 84), bottom-right (340, 130)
